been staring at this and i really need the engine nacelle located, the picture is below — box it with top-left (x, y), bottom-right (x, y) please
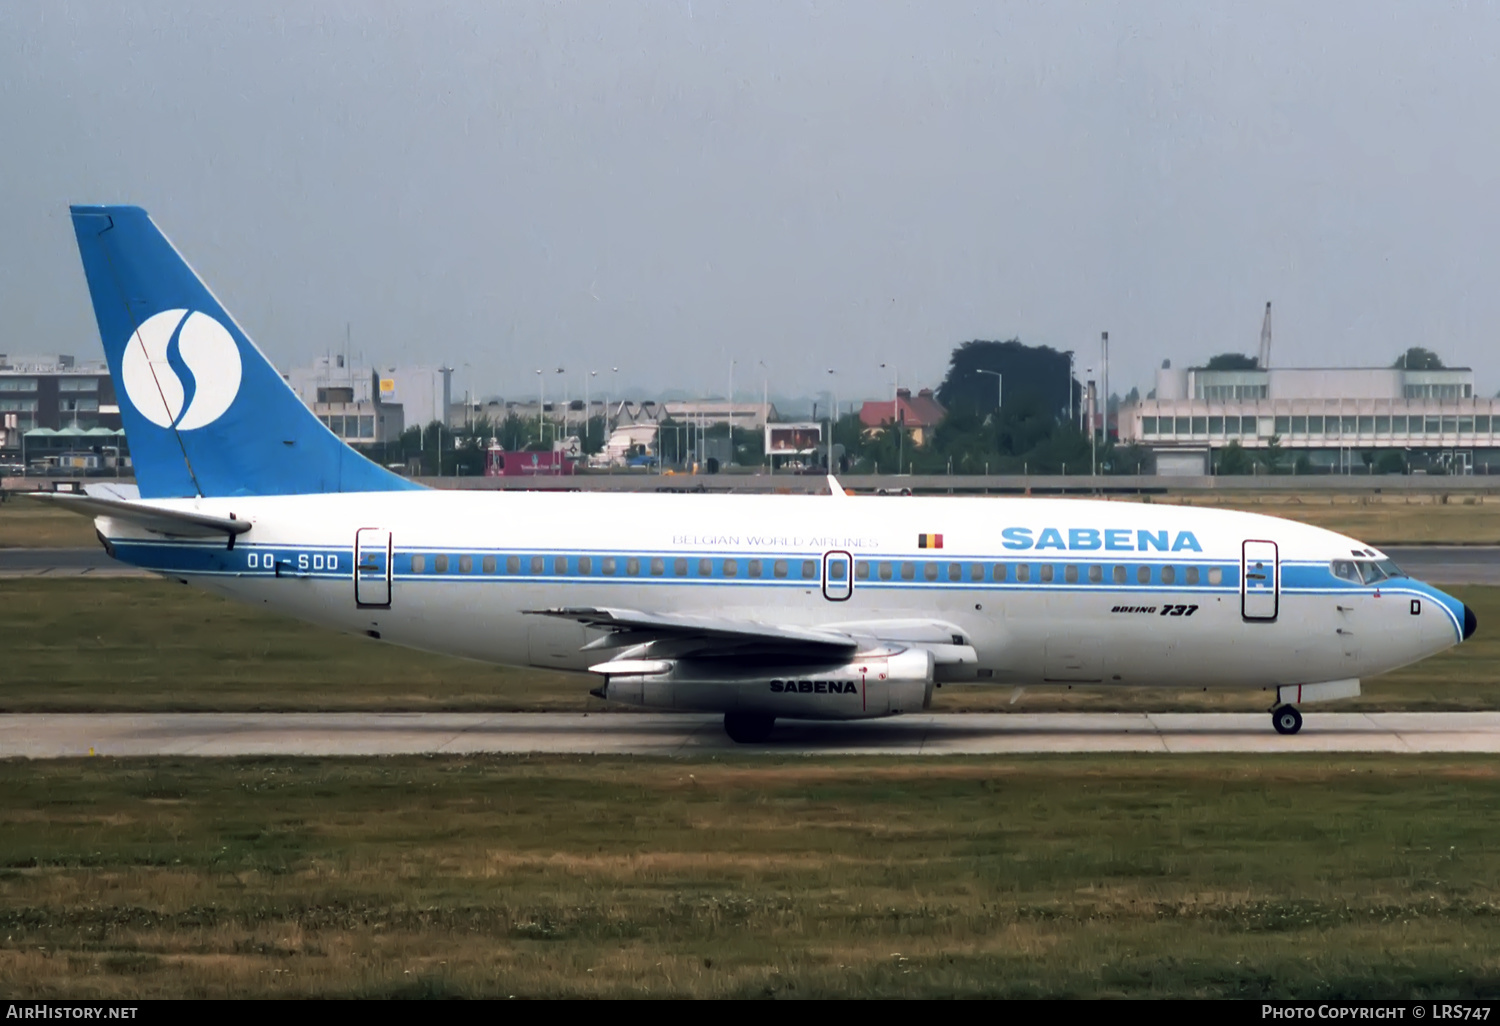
top-left (592, 648), bottom-right (935, 720)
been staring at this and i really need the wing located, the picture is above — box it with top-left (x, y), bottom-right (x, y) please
top-left (526, 606), bottom-right (980, 677)
top-left (525, 606), bottom-right (857, 660)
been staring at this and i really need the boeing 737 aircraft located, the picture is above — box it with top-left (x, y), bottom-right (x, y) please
top-left (48, 205), bottom-right (1476, 742)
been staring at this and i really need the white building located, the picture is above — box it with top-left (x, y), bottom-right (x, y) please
top-left (1120, 365), bottom-right (1500, 474)
top-left (283, 355), bottom-right (408, 445)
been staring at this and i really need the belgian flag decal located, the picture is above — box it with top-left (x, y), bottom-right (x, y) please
top-left (918, 533), bottom-right (944, 549)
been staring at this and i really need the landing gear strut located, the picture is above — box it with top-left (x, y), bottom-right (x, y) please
top-left (724, 712), bottom-right (776, 744)
top-left (1271, 705), bottom-right (1303, 736)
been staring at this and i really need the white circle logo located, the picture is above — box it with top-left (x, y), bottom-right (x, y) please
top-left (121, 309), bottom-right (243, 430)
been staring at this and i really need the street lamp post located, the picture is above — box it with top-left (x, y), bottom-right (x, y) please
top-left (880, 362), bottom-right (902, 475)
top-left (534, 368), bottom-right (544, 447)
top-left (826, 368), bottom-right (837, 474)
top-left (978, 369), bottom-right (1003, 414)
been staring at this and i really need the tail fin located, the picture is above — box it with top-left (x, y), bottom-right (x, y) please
top-left (69, 205), bottom-right (421, 498)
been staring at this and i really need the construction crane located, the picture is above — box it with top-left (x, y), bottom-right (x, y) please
top-left (1257, 301), bottom-right (1272, 369)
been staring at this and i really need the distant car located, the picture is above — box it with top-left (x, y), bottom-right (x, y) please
top-left (626, 454), bottom-right (659, 469)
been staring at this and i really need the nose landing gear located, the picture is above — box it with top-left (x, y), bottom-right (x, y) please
top-left (1271, 704), bottom-right (1303, 735)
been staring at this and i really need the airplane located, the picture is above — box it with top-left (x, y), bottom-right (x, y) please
top-left (45, 205), bottom-right (1476, 743)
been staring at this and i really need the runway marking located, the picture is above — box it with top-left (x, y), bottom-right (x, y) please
top-left (3, 712), bottom-right (1500, 758)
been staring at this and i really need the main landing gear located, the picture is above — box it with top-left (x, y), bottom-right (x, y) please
top-left (1271, 705), bottom-right (1304, 736)
top-left (724, 712), bottom-right (776, 744)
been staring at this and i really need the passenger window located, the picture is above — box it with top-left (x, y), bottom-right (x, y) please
top-left (435, 555), bottom-right (449, 573)
top-left (674, 558), bottom-right (689, 576)
top-left (1161, 565), bottom-right (1176, 585)
top-left (878, 562), bottom-right (893, 581)
top-left (855, 561), bottom-right (870, 580)
top-left (1040, 565), bottom-right (1054, 583)
top-left (724, 559), bottom-right (738, 577)
top-left (971, 563), bottom-right (988, 581)
top-left (578, 556), bottom-right (593, 574)
top-left (1113, 565), bottom-right (1126, 584)
top-left (530, 556), bottom-right (544, 574)
top-left (650, 557), bottom-right (665, 576)
top-left (1016, 564), bottom-right (1031, 583)
top-left (482, 555), bottom-right (496, 574)
top-left (507, 555), bottom-right (520, 574)
top-left (1088, 565), bottom-right (1102, 583)
top-left (774, 560), bottom-right (789, 578)
top-left (749, 559), bottom-right (763, 578)
top-left (1136, 565), bottom-right (1151, 585)
top-left (1064, 564), bottom-right (1078, 583)
top-left (602, 557), bottom-right (616, 575)
top-left (948, 563), bottom-right (961, 581)
top-left (553, 556), bottom-right (566, 575)
top-left (924, 563), bottom-right (939, 581)
top-left (627, 557), bottom-right (640, 576)
top-left (1208, 567), bottom-right (1223, 586)
top-left (410, 554), bottom-right (426, 574)
top-left (458, 555), bottom-right (473, 574)
top-left (827, 561), bottom-right (847, 581)
top-left (1185, 566), bottom-right (1200, 585)
top-left (801, 560), bottom-right (817, 579)
top-left (699, 558), bottom-right (714, 577)
top-left (900, 562), bottom-right (915, 581)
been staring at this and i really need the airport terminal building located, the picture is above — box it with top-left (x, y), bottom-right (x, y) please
top-left (1119, 365), bottom-right (1500, 474)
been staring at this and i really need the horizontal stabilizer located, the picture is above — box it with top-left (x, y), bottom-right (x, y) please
top-left (27, 493), bottom-right (251, 539)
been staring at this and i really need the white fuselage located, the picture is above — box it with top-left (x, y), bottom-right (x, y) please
top-left (95, 491), bottom-right (1468, 702)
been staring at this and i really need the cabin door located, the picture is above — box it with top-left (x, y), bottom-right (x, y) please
top-left (355, 528), bottom-right (392, 608)
top-left (822, 550), bottom-right (853, 601)
top-left (1241, 539), bottom-right (1279, 622)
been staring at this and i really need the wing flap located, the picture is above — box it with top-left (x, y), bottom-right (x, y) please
top-left (524, 606), bottom-right (859, 654)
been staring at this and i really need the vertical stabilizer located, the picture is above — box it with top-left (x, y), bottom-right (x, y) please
top-left (69, 206), bottom-right (421, 498)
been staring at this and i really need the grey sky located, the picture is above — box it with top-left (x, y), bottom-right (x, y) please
top-left (4, 1), bottom-right (1499, 405)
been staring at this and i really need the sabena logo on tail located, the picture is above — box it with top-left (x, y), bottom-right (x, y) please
top-left (121, 309), bottom-right (243, 430)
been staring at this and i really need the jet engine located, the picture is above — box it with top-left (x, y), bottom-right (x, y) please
top-left (590, 647), bottom-right (936, 721)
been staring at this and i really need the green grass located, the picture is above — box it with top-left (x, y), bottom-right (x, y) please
top-left (0, 578), bottom-right (589, 713)
top-left (1, 579), bottom-right (1496, 713)
top-left (0, 755), bottom-right (1497, 998)
top-left (0, 502), bottom-right (100, 548)
top-left (1151, 491), bottom-right (1500, 545)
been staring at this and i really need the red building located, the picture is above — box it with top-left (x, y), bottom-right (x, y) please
top-left (858, 388), bottom-right (946, 446)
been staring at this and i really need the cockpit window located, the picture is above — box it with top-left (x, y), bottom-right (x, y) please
top-left (1362, 559), bottom-right (1404, 583)
top-left (1331, 558), bottom-right (1405, 584)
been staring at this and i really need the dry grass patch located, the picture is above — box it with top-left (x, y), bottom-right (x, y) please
top-left (1, 755), bottom-right (1499, 997)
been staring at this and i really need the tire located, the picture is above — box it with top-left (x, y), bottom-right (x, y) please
top-left (1272, 705), bottom-right (1303, 736)
top-left (723, 712), bottom-right (776, 744)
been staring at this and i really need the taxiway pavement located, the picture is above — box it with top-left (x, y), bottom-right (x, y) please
top-left (3, 712), bottom-right (1499, 757)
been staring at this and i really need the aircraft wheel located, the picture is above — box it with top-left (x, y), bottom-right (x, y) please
top-left (724, 712), bottom-right (776, 744)
top-left (1272, 705), bottom-right (1303, 736)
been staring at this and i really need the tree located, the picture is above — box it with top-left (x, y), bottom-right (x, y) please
top-left (1257, 434), bottom-right (1284, 474)
top-left (1204, 353), bottom-right (1259, 370)
top-left (1375, 451), bottom-right (1406, 475)
top-left (935, 339), bottom-right (1081, 420)
top-left (1216, 441), bottom-right (1254, 475)
top-left (1393, 347), bottom-right (1444, 370)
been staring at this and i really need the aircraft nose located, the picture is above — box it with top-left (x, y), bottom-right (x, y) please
top-left (1464, 604), bottom-right (1478, 641)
